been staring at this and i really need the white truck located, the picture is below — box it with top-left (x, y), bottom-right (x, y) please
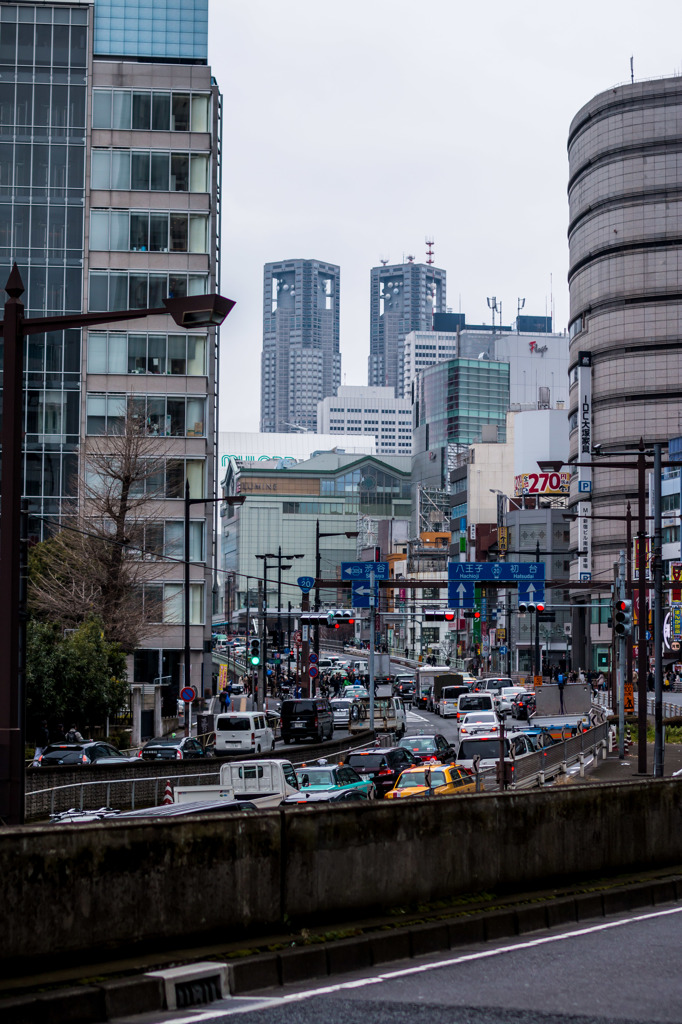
top-left (173, 759), bottom-right (300, 808)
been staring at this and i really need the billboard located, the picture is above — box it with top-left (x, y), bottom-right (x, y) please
top-left (514, 471), bottom-right (570, 496)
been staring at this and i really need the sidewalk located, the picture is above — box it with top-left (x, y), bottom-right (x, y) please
top-left (582, 741), bottom-right (682, 782)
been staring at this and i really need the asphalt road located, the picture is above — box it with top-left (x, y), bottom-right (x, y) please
top-left (120, 904), bottom-right (682, 1024)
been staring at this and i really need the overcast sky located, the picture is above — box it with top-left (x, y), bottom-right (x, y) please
top-left (208, 0), bottom-right (682, 433)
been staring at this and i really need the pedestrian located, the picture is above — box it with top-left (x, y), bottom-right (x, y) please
top-left (647, 671), bottom-right (655, 692)
top-left (32, 720), bottom-right (49, 765)
top-left (65, 723), bottom-right (84, 743)
top-left (404, 647), bottom-right (409, 660)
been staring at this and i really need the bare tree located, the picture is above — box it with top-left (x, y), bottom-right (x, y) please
top-left (29, 415), bottom-right (174, 651)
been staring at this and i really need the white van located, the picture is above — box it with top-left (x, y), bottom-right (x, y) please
top-left (215, 712), bottom-right (274, 754)
top-left (352, 660), bottom-right (368, 674)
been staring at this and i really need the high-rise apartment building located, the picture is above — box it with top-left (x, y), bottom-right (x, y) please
top-left (567, 76), bottom-right (682, 584)
top-left (368, 260), bottom-right (446, 397)
top-left (0, 0), bottom-right (221, 695)
top-left (260, 258), bottom-right (341, 433)
top-left (317, 385), bottom-right (412, 456)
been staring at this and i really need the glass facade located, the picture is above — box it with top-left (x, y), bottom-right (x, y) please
top-left (0, 3), bottom-right (89, 536)
top-left (93, 0), bottom-right (208, 62)
top-left (415, 359), bottom-right (510, 447)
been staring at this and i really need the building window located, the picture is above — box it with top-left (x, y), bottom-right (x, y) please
top-left (92, 89), bottom-right (210, 132)
top-left (86, 393), bottom-right (205, 438)
top-left (138, 582), bottom-right (204, 624)
top-left (88, 272), bottom-right (208, 312)
top-left (90, 149), bottom-right (209, 193)
top-left (87, 331), bottom-right (206, 376)
top-left (90, 210), bottom-right (209, 253)
top-left (141, 520), bottom-right (204, 562)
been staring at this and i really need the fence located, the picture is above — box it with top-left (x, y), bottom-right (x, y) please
top-left (593, 691), bottom-right (682, 720)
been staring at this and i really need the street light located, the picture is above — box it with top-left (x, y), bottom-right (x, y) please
top-left (0, 263), bottom-right (236, 824)
top-left (314, 521), bottom-right (359, 655)
top-left (183, 487), bottom-right (245, 734)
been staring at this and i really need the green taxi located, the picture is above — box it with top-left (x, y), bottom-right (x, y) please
top-left (295, 761), bottom-right (375, 799)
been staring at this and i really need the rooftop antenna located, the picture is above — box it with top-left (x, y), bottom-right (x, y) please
top-left (380, 256), bottom-right (389, 266)
top-left (630, 55), bottom-right (634, 84)
top-left (407, 254), bottom-right (415, 263)
top-left (517, 297), bottom-right (525, 332)
top-left (487, 295), bottom-right (500, 334)
top-left (425, 237), bottom-right (435, 265)
top-left (426, 237), bottom-right (437, 322)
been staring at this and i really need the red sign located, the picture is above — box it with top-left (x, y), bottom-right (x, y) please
top-left (514, 471), bottom-right (570, 497)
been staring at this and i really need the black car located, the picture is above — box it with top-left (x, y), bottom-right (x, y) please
top-left (280, 698), bottom-right (334, 744)
top-left (37, 741), bottom-right (131, 767)
top-left (511, 692), bottom-right (536, 720)
top-left (344, 746), bottom-right (421, 797)
top-left (398, 733), bottom-right (456, 762)
top-left (138, 736), bottom-right (210, 761)
top-left (394, 678), bottom-right (417, 704)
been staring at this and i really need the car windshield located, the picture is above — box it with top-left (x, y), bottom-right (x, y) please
top-left (347, 754), bottom-right (387, 770)
top-left (283, 702), bottom-right (314, 714)
top-left (459, 697), bottom-right (491, 711)
top-left (464, 713), bottom-right (495, 723)
top-left (396, 770), bottom-right (446, 788)
top-left (459, 739), bottom-right (506, 759)
top-left (332, 701), bottom-right (352, 710)
top-left (297, 770), bottom-right (334, 786)
top-left (400, 737), bottom-right (437, 751)
top-left (217, 718), bottom-right (250, 731)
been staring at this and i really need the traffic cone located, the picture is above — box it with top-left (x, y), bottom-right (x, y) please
top-left (163, 780), bottom-right (173, 805)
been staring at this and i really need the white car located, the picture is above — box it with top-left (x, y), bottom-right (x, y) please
top-left (343, 685), bottom-right (369, 699)
top-left (496, 686), bottom-right (527, 715)
top-left (456, 731), bottom-right (535, 770)
top-left (331, 698), bottom-right (353, 727)
top-left (458, 711), bottom-right (500, 737)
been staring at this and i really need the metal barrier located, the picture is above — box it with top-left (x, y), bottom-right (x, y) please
top-left (27, 736), bottom-right (383, 818)
top-left (593, 690), bottom-right (681, 720)
top-left (511, 721), bottom-right (609, 788)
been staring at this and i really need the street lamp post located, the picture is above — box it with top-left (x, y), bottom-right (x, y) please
top-left (183, 487), bottom-right (245, 734)
top-left (256, 551), bottom-right (302, 702)
top-left (314, 521), bottom-right (359, 655)
top-left (0, 264), bottom-right (235, 824)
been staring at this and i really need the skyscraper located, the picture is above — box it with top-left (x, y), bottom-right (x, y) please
top-left (0, 0), bottom-right (221, 694)
top-left (260, 258), bottom-right (341, 433)
top-left (368, 260), bottom-right (446, 397)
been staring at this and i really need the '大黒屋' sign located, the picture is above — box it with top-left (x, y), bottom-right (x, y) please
top-left (514, 471), bottom-right (570, 496)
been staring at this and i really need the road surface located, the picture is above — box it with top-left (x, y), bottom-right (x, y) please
top-left (119, 904), bottom-right (682, 1023)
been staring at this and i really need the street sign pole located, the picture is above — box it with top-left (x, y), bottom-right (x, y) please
top-left (301, 590), bottom-right (310, 697)
top-left (618, 550), bottom-right (626, 759)
top-left (369, 570), bottom-right (375, 731)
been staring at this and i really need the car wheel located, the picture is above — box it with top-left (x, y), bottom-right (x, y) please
top-left (271, 740), bottom-right (276, 751)
top-left (256, 744), bottom-right (261, 754)
top-left (317, 728), bottom-right (323, 743)
top-left (283, 737), bottom-right (291, 745)
top-left (329, 726), bottom-right (334, 739)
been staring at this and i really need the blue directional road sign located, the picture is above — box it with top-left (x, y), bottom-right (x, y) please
top-left (448, 562), bottom-right (545, 583)
top-left (341, 561), bottom-right (389, 580)
top-left (448, 580), bottom-right (476, 608)
top-left (518, 581), bottom-right (545, 605)
top-left (499, 645), bottom-right (508, 655)
top-left (297, 576), bottom-right (315, 592)
top-left (351, 581), bottom-right (379, 608)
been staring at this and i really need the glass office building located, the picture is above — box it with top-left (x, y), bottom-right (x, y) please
top-left (0, 0), bottom-right (222, 696)
top-left (94, 0), bottom-right (208, 61)
top-left (0, 3), bottom-right (89, 532)
top-left (412, 358), bottom-right (510, 491)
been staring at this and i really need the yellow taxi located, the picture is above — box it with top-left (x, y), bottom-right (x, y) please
top-left (384, 762), bottom-right (480, 800)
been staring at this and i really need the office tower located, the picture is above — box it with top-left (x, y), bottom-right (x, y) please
top-left (368, 260), bottom-right (446, 397)
top-left (0, 0), bottom-right (221, 693)
top-left (317, 385), bottom-right (412, 455)
top-left (260, 259), bottom-right (341, 433)
top-left (567, 76), bottom-right (682, 583)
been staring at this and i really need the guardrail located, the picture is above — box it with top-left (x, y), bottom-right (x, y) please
top-left (593, 691), bottom-right (682, 720)
top-left (27, 735), bottom-right (380, 819)
top-left (511, 721), bottom-right (609, 788)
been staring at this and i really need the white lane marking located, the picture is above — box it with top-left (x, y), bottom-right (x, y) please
top-left (162, 904), bottom-right (682, 1021)
top-left (406, 710), bottom-right (430, 724)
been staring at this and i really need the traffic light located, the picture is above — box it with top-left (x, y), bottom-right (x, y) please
top-left (614, 599), bottom-right (633, 636)
top-left (518, 602), bottom-right (536, 614)
top-left (443, 610), bottom-right (455, 621)
top-left (537, 606), bottom-right (556, 622)
top-left (249, 638), bottom-right (261, 665)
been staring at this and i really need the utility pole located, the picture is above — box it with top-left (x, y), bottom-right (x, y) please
top-left (369, 570), bottom-right (375, 731)
top-left (617, 551), bottom-right (626, 759)
top-left (653, 443), bottom-right (664, 777)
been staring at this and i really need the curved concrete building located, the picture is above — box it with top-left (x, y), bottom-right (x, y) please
top-left (568, 76), bottom-right (682, 585)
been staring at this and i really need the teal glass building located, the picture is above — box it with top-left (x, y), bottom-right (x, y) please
top-left (94, 0), bottom-right (208, 61)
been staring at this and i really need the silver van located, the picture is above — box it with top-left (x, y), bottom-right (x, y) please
top-left (215, 712), bottom-right (275, 754)
top-left (455, 692), bottom-right (496, 723)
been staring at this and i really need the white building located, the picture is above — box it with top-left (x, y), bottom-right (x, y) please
top-left (317, 386), bottom-right (412, 456)
top-left (402, 331), bottom-right (459, 395)
top-left (218, 430), bottom-right (376, 478)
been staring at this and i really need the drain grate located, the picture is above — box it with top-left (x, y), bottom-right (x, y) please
top-left (147, 961), bottom-right (229, 1010)
top-left (175, 974), bottom-right (222, 1008)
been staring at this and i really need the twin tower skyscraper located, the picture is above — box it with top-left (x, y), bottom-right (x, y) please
top-left (260, 258), bottom-right (446, 433)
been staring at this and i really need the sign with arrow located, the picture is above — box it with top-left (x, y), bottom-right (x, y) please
top-left (341, 561), bottom-right (389, 580)
top-left (447, 581), bottom-right (475, 608)
top-left (448, 561), bottom-right (545, 582)
top-left (352, 581), bottom-right (379, 608)
top-left (518, 581), bottom-right (545, 605)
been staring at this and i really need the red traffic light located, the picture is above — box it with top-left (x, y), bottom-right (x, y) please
top-left (474, 610), bottom-right (481, 619)
top-left (444, 610), bottom-right (455, 621)
top-left (348, 618), bottom-right (354, 625)
top-left (334, 623), bottom-right (340, 629)
top-left (536, 602), bottom-right (545, 613)
top-left (615, 600), bottom-right (627, 612)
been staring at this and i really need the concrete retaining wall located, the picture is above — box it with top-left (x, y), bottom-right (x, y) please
top-left (3, 778), bottom-right (681, 970)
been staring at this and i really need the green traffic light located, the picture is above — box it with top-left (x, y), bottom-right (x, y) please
top-left (250, 655), bottom-right (261, 666)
